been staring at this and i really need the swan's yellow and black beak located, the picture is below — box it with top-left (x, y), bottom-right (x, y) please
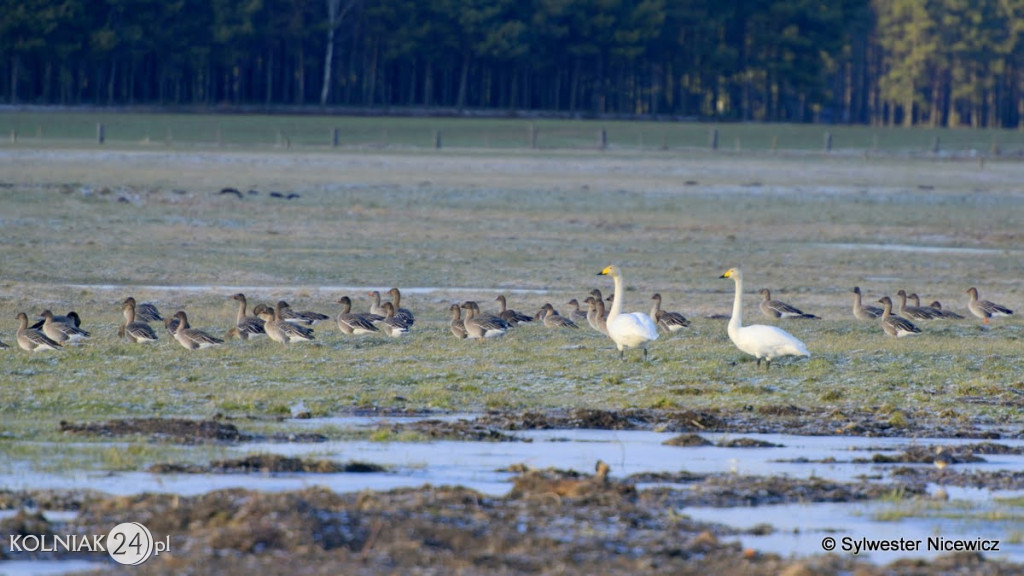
top-left (597, 266), bottom-right (612, 276)
top-left (719, 270), bottom-right (733, 279)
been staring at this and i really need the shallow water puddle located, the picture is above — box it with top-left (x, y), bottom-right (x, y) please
top-left (0, 559), bottom-right (103, 576)
top-left (820, 242), bottom-right (1013, 256)
top-left (684, 496), bottom-right (1024, 563)
top-left (3, 416), bottom-right (1024, 565)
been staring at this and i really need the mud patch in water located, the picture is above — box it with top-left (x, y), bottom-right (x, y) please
top-left (149, 455), bottom-right (386, 475)
top-left (856, 445), bottom-right (986, 465)
top-left (891, 467), bottom-right (1024, 490)
top-left (471, 407), bottom-right (1017, 438)
top-left (641, 474), bottom-right (926, 508)
top-left (2, 482), bottom-right (1016, 576)
top-left (59, 418), bottom-right (328, 444)
top-left (375, 418), bottom-right (526, 442)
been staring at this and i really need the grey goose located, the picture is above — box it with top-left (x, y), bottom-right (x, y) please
top-left (758, 289), bottom-right (819, 319)
top-left (172, 311), bottom-right (225, 350)
top-left (120, 299), bottom-right (159, 343)
top-left (16, 312), bottom-right (62, 352)
top-left (851, 287), bottom-right (883, 320)
top-left (878, 297), bottom-right (922, 338)
top-left (966, 287), bottom-right (1013, 324)
top-left (650, 293), bottom-right (690, 332)
top-left (495, 295), bottom-right (533, 326)
top-left (335, 296), bottom-right (381, 335)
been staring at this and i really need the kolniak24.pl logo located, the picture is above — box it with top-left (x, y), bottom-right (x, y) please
top-left (8, 522), bottom-right (170, 565)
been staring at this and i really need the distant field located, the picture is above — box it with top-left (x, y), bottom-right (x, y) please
top-left (0, 131), bottom-right (1022, 434)
top-left (2, 110), bottom-right (1023, 155)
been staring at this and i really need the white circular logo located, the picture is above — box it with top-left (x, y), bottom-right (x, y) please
top-left (107, 522), bottom-right (154, 565)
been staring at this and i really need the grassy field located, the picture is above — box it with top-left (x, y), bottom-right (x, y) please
top-left (3, 109), bottom-right (1024, 154)
top-left (0, 112), bottom-right (1022, 444)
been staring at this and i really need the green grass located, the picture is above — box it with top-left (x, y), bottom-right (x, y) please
top-left (0, 437), bottom-right (232, 473)
top-left (0, 119), bottom-right (1022, 440)
top-left (3, 110), bottom-right (1024, 154)
top-left (873, 496), bottom-right (1024, 524)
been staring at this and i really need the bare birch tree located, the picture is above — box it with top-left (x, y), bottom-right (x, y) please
top-left (320, 0), bottom-right (358, 105)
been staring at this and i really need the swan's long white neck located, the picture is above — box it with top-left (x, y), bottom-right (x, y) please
top-left (608, 273), bottom-right (624, 321)
top-left (729, 272), bottom-right (744, 334)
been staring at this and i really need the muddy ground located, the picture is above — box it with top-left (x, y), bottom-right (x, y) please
top-left (2, 411), bottom-right (1023, 575)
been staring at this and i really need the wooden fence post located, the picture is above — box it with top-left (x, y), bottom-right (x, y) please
top-left (332, 127), bottom-right (340, 147)
top-left (709, 128), bottom-right (718, 150)
top-left (931, 136), bottom-right (940, 155)
top-left (434, 130), bottom-right (442, 149)
top-left (823, 131), bottom-right (832, 154)
top-left (599, 129), bottom-right (607, 150)
top-left (96, 123), bottom-right (105, 144)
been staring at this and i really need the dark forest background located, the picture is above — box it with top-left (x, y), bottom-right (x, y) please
top-left (3, 0), bottom-right (1024, 127)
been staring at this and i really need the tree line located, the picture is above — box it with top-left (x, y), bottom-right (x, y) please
top-left (3, 0), bottom-right (1024, 128)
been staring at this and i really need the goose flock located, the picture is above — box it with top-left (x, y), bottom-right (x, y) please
top-left (4, 266), bottom-right (1016, 369)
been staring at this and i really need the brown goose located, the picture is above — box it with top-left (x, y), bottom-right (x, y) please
top-left (448, 304), bottom-right (468, 339)
top-left (461, 301), bottom-right (510, 339)
top-left (565, 299), bottom-right (590, 325)
top-left (589, 289), bottom-right (611, 319)
top-left (894, 290), bottom-right (943, 320)
top-left (878, 297), bottom-right (922, 338)
top-left (123, 297), bottom-right (162, 323)
top-left (966, 287), bottom-right (1013, 324)
top-left (40, 310), bottom-right (90, 344)
top-left (907, 293), bottom-right (964, 319)
top-left (119, 299), bottom-right (158, 343)
top-left (758, 289), bottom-right (819, 319)
top-left (496, 295), bottom-right (533, 326)
top-left (258, 302), bottom-right (315, 344)
top-left (379, 302), bottom-right (409, 337)
top-left (117, 297), bottom-right (163, 324)
top-left (135, 301), bottom-right (163, 323)
top-left (172, 311), bottom-right (225, 350)
top-left (584, 296), bottom-right (608, 336)
top-left (851, 287), bottom-right (883, 320)
top-left (30, 310), bottom-right (82, 330)
top-left (335, 296), bottom-right (380, 335)
top-left (228, 293), bottom-right (266, 340)
top-left (650, 293), bottom-right (690, 332)
top-left (897, 289), bottom-right (942, 319)
top-left (539, 303), bottom-right (579, 329)
top-left (368, 291), bottom-right (385, 316)
top-left (16, 312), bottom-right (62, 352)
top-left (278, 301), bottom-right (330, 326)
top-left (928, 300), bottom-right (963, 317)
top-left (387, 288), bottom-right (415, 326)
top-left (165, 312), bottom-right (188, 336)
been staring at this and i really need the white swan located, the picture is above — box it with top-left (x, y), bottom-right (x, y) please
top-left (720, 268), bottom-right (809, 369)
top-left (596, 265), bottom-right (658, 360)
